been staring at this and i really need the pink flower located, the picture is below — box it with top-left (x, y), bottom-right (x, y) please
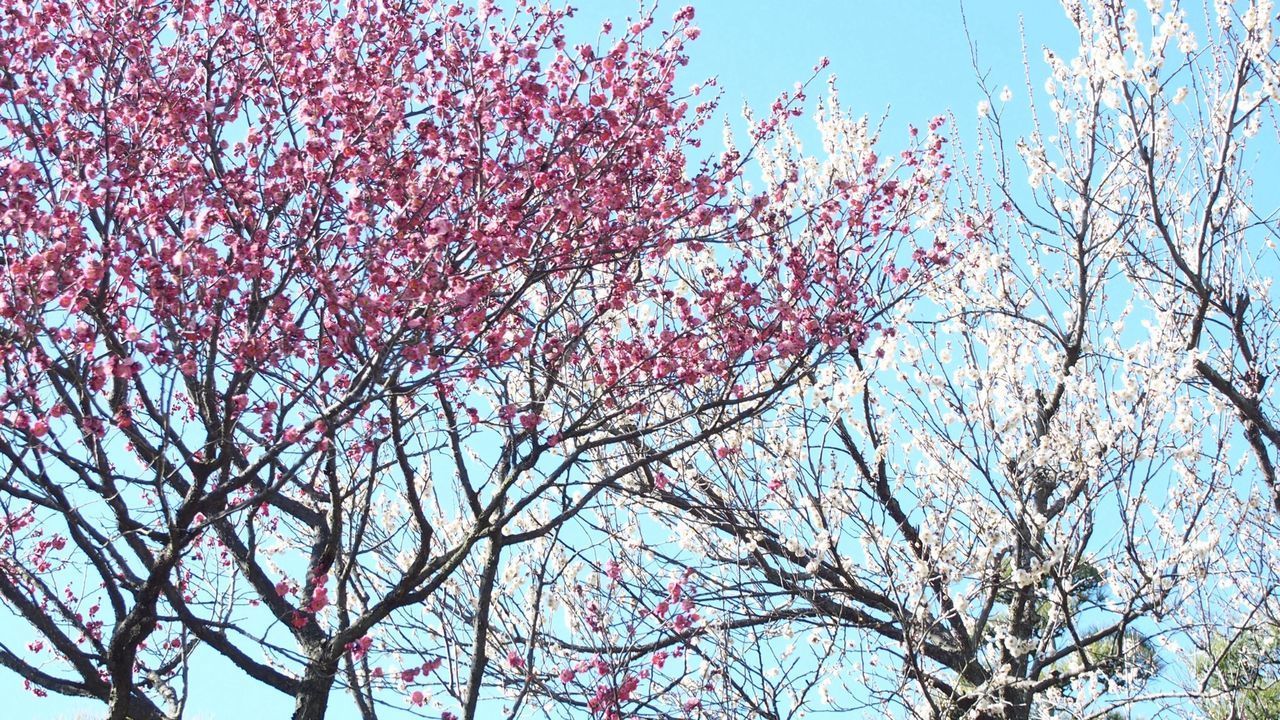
top-left (347, 636), bottom-right (373, 661)
top-left (506, 649), bottom-right (525, 670)
top-left (667, 581), bottom-right (684, 602)
top-left (518, 412), bottom-right (542, 432)
top-left (307, 585), bottom-right (329, 613)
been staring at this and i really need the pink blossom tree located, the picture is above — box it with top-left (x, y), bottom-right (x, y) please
top-left (0, 1), bottom-right (950, 718)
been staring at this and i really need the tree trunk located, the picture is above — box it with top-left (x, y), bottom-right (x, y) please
top-left (293, 657), bottom-right (340, 720)
top-left (105, 686), bottom-right (169, 720)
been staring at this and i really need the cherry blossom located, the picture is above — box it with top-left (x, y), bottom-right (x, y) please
top-left (0, 1), bottom-right (950, 718)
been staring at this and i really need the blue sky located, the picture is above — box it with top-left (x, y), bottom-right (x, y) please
top-left (648, 1), bottom-right (1075, 144)
top-left (3, 2), bottom-right (1078, 718)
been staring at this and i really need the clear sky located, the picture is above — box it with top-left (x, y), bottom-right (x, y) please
top-left (4, 2), bottom-right (1075, 718)
top-left (559, 1), bottom-right (1080, 158)
top-left (650, 0), bottom-right (1070, 133)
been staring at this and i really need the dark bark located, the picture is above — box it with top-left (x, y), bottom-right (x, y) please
top-left (293, 655), bottom-right (341, 720)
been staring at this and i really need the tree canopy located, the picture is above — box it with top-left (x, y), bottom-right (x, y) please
top-left (1, 1), bottom-right (1278, 719)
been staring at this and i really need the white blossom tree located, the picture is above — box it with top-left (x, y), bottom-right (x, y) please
top-left (528, 1), bottom-right (1280, 719)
